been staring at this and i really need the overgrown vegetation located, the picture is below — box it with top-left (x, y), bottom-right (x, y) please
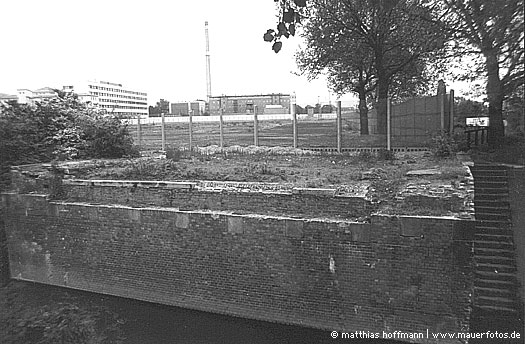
top-left (1, 282), bottom-right (125, 344)
top-left (0, 93), bottom-right (138, 189)
top-left (470, 133), bottom-right (525, 165)
top-left (430, 131), bottom-right (469, 158)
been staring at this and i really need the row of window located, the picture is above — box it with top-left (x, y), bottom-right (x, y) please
top-left (212, 99), bottom-right (289, 105)
top-left (88, 84), bottom-right (147, 96)
top-left (90, 91), bottom-right (146, 101)
top-left (99, 98), bottom-right (147, 106)
top-left (99, 104), bottom-right (148, 110)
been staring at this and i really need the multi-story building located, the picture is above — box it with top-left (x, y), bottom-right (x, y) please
top-left (208, 93), bottom-right (290, 116)
top-left (63, 80), bottom-right (148, 118)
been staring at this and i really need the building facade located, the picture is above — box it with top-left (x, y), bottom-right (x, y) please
top-left (16, 87), bottom-right (58, 104)
top-left (63, 80), bottom-right (148, 118)
top-left (208, 94), bottom-right (291, 116)
top-left (170, 101), bottom-right (206, 116)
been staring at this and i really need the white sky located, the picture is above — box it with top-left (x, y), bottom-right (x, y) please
top-left (0, 0), bottom-right (355, 107)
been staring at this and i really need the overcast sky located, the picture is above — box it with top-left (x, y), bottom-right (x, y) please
top-left (0, 0), bottom-right (356, 106)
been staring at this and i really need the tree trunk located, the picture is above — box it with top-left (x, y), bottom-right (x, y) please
top-left (376, 77), bottom-right (389, 135)
top-left (358, 89), bottom-right (369, 135)
top-left (484, 50), bottom-right (505, 146)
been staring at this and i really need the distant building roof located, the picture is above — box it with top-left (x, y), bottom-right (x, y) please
top-left (34, 87), bottom-right (57, 93)
top-left (0, 93), bottom-right (18, 99)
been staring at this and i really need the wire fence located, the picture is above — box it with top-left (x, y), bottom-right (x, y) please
top-left (127, 93), bottom-right (455, 153)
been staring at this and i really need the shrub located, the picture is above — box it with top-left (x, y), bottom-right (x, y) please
top-left (431, 131), bottom-right (458, 158)
top-left (6, 302), bottom-right (124, 344)
top-left (48, 161), bottom-right (66, 200)
top-left (357, 150), bottom-right (374, 161)
top-left (165, 146), bottom-right (183, 161)
top-left (0, 93), bottom-right (137, 171)
top-left (377, 148), bottom-right (396, 160)
top-left (80, 114), bottom-right (136, 159)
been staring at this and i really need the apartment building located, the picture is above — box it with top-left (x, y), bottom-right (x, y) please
top-left (208, 93), bottom-right (291, 116)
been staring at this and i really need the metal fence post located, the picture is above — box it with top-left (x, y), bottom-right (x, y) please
top-left (387, 97), bottom-right (391, 151)
top-left (449, 89), bottom-right (455, 134)
top-left (254, 105), bottom-right (259, 146)
top-left (137, 115), bottom-right (142, 150)
top-left (188, 108), bottom-right (193, 153)
top-left (219, 108), bottom-right (224, 148)
top-left (337, 100), bottom-right (342, 153)
top-left (292, 93), bottom-right (297, 148)
top-left (440, 90), bottom-right (445, 132)
top-left (161, 112), bottom-right (166, 151)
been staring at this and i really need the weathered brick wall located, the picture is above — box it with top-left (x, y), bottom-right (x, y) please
top-left (0, 217), bottom-right (9, 287)
top-left (60, 180), bottom-right (373, 220)
top-left (1, 193), bottom-right (475, 343)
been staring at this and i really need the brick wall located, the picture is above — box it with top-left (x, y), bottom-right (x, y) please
top-left (1, 193), bottom-right (475, 343)
top-left (60, 180), bottom-right (373, 220)
top-left (0, 217), bottom-right (8, 287)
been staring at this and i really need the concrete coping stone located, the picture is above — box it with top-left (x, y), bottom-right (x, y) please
top-left (46, 200), bottom-right (367, 224)
top-left (406, 168), bottom-right (441, 177)
top-left (62, 179), bottom-right (197, 190)
top-left (61, 179), bottom-right (363, 198)
top-left (292, 187), bottom-right (337, 197)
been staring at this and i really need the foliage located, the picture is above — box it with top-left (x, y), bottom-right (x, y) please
top-left (4, 291), bottom-right (125, 344)
top-left (148, 99), bottom-right (170, 116)
top-left (165, 146), bottom-right (183, 161)
top-left (431, 131), bottom-right (461, 158)
top-left (80, 114), bottom-right (136, 159)
top-left (455, 97), bottom-right (488, 125)
top-left (283, 0), bottom-right (447, 135)
top-left (48, 161), bottom-right (66, 200)
top-left (263, 0), bottom-right (308, 53)
top-left (8, 303), bottom-right (98, 344)
top-left (357, 150), bottom-right (374, 162)
top-left (376, 149), bottom-right (396, 161)
top-left (0, 93), bottom-right (137, 189)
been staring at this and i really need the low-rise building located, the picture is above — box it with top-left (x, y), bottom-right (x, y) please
top-left (16, 87), bottom-right (58, 104)
top-left (208, 93), bottom-right (291, 115)
top-left (170, 101), bottom-right (206, 116)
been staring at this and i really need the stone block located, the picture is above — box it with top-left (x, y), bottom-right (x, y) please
top-left (175, 213), bottom-right (190, 229)
top-left (285, 220), bottom-right (304, 238)
top-left (228, 217), bottom-right (244, 234)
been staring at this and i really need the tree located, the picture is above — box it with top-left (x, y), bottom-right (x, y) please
top-left (0, 92), bottom-right (137, 189)
top-left (268, 0), bottom-right (447, 135)
top-left (442, 0), bottom-right (524, 145)
top-left (148, 99), bottom-right (170, 116)
top-left (296, 15), bottom-right (376, 134)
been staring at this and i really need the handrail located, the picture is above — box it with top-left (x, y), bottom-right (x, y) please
top-left (465, 126), bottom-right (488, 147)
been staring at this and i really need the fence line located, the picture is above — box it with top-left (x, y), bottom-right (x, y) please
top-left (127, 91), bottom-right (455, 152)
top-left (124, 113), bottom-right (340, 125)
